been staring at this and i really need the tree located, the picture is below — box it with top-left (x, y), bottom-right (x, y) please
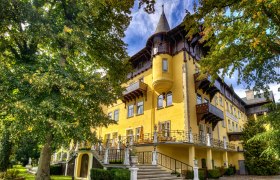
top-left (0, 122), bottom-right (12, 172)
top-left (251, 103), bottom-right (280, 157)
top-left (183, 0), bottom-right (279, 90)
top-left (242, 118), bottom-right (279, 175)
top-left (0, 0), bottom-right (134, 179)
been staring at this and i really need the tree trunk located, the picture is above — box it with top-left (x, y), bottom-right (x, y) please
top-left (36, 135), bottom-right (52, 180)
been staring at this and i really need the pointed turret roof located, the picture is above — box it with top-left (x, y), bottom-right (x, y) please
top-left (154, 5), bottom-right (170, 34)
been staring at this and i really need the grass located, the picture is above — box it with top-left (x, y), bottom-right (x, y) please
top-left (11, 165), bottom-right (73, 180)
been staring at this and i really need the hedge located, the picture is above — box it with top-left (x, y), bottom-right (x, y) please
top-left (90, 168), bottom-right (130, 180)
top-left (50, 164), bottom-right (62, 175)
top-left (207, 169), bottom-right (221, 179)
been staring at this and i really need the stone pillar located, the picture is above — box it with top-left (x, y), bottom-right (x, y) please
top-left (189, 129), bottom-right (193, 143)
top-left (65, 151), bottom-right (70, 176)
top-left (103, 148), bottom-right (109, 164)
top-left (206, 133), bottom-right (211, 146)
top-left (129, 136), bottom-right (133, 146)
top-left (188, 146), bottom-right (195, 167)
top-left (54, 153), bottom-right (57, 162)
top-left (223, 151), bottom-right (228, 168)
top-left (153, 125), bottom-right (158, 143)
top-left (75, 141), bottom-right (79, 151)
top-left (207, 149), bottom-right (213, 170)
top-left (152, 148), bottom-right (157, 165)
top-left (123, 147), bottom-right (130, 165)
top-left (193, 159), bottom-right (199, 180)
top-left (129, 167), bottom-right (139, 180)
top-left (224, 140), bottom-right (227, 149)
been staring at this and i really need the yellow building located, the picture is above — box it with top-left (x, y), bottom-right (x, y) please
top-left (72, 8), bottom-right (274, 180)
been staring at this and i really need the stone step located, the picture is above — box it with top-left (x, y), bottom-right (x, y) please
top-left (138, 176), bottom-right (182, 180)
top-left (138, 173), bottom-right (177, 178)
top-left (138, 171), bottom-right (171, 175)
top-left (138, 168), bottom-right (166, 172)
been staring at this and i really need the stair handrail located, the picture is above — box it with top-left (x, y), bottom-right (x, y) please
top-left (157, 152), bottom-right (193, 175)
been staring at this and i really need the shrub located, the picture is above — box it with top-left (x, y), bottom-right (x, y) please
top-left (0, 169), bottom-right (24, 180)
top-left (217, 167), bottom-right (225, 176)
top-left (91, 168), bottom-right (112, 180)
top-left (198, 169), bottom-right (206, 180)
top-left (50, 164), bottom-right (62, 175)
top-left (109, 160), bottom-right (123, 164)
top-left (208, 169), bottom-right (221, 179)
top-left (110, 169), bottom-right (130, 180)
top-left (224, 167), bottom-right (234, 176)
top-left (182, 170), bottom-right (194, 179)
top-left (90, 168), bottom-right (130, 180)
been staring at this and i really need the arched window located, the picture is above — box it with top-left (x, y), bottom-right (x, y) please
top-left (166, 92), bottom-right (172, 106)
top-left (157, 95), bottom-right (164, 108)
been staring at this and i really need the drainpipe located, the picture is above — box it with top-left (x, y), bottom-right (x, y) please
top-left (183, 49), bottom-right (191, 133)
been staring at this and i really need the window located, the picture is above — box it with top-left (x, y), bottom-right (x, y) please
top-left (214, 97), bottom-right (218, 106)
top-left (126, 129), bottom-right (133, 137)
top-left (137, 101), bottom-right (144, 115)
top-left (219, 97), bottom-right (223, 106)
top-left (236, 124), bottom-right (238, 131)
top-left (105, 133), bottom-right (110, 140)
top-left (228, 120), bottom-right (231, 129)
top-left (159, 121), bottom-right (171, 137)
top-left (108, 112), bottom-right (112, 120)
top-left (158, 95), bottom-right (164, 108)
top-left (230, 105), bottom-right (233, 114)
top-left (114, 110), bottom-right (119, 121)
top-left (232, 122), bottom-right (234, 131)
top-left (226, 102), bottom-right (229, 111)
top-left (127, 105), bottom-right (134, 117)
top-left (166, 92), bottom-right (173, 106)
top-left (135, 127), bottom-right (143, 141)
top-left (204, 98), bottom-right (209, 103)
top-left (162, 59), bottom-right (168, 72)
top-left (112, 132), bottom-right (118, 146)
top-left (197, 94), bottom-right (202, 104)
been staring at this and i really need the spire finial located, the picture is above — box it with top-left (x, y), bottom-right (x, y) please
top-left (162, 4), bottom-right (164, 13)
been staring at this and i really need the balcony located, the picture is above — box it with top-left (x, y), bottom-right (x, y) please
top-left (122, 81), bottom-right (147, 103)
top-left (227, 132), bottom-right (243, 141)
top-left (196, 102), bottom-right (224, 129)
top-left (194, 73), bottom-right (221, 101)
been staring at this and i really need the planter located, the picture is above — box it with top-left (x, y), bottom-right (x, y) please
top-left (130, 156), bottom-right (138, 167)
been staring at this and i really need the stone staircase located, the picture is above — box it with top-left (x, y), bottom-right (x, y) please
top-left (137, 165), bottom-right (183, 180)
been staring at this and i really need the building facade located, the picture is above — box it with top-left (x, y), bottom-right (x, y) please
top-left (72, 8), bottom-right (274, 179)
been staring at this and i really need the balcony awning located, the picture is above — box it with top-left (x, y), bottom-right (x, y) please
top-left (196, 102), bottom-right (224, 129)
top-left (227, 132), bottom-right (243, 141)
top-left (194, 73), bottom-right (221, 101)
top-left (122, 81), bottom-right (147, 103)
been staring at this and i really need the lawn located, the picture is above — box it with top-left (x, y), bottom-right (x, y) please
top-left (11, 165), bottom-right (73, 180)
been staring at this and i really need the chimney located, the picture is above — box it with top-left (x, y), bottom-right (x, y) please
top-left (245, 90), bottom-right (254, 100)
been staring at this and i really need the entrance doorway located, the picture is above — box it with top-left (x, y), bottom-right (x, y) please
top-left (80, 154), bottom-right (89, 178)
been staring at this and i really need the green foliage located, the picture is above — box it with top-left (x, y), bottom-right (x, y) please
top-left (13, 133), bottom-right (40, 166)
top-left (183, 0), bottom-right (280, 90)
top-left (90, 168), bottom-right (129, 180)
top-left (198, 169), bottom-right (206, 180)
top-left (182, 170), bottom-right (194, 179)
top-left (108, 160), bottom-right (123, 164)
top-left (251, 103), bottom-right (280, 156)
top-left (50, 165), bottom-right (62, 175)
top-left (207, 169), bottom-right (221, 178)
top-left (0, 0), bottom-right (134, 178)
top-left (242, 118), bottom-right (280, 175)
top-left (110, 169), bottom-right (130, 180)
top-left (0, 124), bottom-right (12, 172)
top-left (0, 169), bottom-right (23, 180)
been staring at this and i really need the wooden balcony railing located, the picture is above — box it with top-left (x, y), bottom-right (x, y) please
top-left (122, 81), bottom-right (147, 103)
top-left (196, 102), bottom-right (224, 129)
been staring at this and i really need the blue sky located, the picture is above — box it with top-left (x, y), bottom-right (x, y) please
top-left (123, 0), bottom-right (279, 102)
